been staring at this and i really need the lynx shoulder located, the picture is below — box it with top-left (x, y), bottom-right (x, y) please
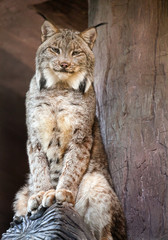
top-left (14, 21), bottom-right (127, 240)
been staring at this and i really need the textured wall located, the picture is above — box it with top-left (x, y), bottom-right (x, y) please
top-left (89, 0), bottom-right (168, 239)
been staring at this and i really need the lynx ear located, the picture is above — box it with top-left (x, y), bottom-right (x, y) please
top-left (41, 21), bottom-right (59, 42)
top-left (80, 28), bottom-right (97, 49)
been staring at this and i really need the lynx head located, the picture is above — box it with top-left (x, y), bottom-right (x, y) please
top-left (35, 21), bottom-right (97, 93)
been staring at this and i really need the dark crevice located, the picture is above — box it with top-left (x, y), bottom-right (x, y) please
top-left (152, 1), bottom-right (160, 126)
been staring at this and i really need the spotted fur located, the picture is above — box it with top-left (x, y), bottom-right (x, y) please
top-left (13, 21), bottom-right (127, 240)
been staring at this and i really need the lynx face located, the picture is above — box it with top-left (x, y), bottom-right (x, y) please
top-left (35, 21), bottom-right (97, 93)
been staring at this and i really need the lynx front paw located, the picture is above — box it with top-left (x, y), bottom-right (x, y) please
top-left (42, 189), bottom-right (56, 208)
top-left (56, 189), bottom-right (75, 205)
top-left (27, 191), bottom-right (45, 214)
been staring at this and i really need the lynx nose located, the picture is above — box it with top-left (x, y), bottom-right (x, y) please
top-left (60, 62), bottom-right (70, 69)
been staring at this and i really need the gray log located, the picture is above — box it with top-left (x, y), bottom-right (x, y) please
top-left (1, 203), bottom-right (96, 240)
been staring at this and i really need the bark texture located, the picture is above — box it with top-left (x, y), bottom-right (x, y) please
top-left (89, 0), bottom-right (168, 239)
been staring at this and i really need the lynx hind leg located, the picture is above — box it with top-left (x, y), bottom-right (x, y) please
top-left (75, 172), bottom-right (125, 240)
top-left (13, 185), bottom-right (29, 217)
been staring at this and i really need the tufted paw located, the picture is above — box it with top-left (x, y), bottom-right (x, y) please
top-left (27, 191), bottom-right (45, 215)
top-left (56, 189), bottom-right (75, 205)
top-left (42, 189), bottom-right (56, 208)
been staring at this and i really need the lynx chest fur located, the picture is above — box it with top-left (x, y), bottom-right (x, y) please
top-left (26, 84), bottom-right (95, 187)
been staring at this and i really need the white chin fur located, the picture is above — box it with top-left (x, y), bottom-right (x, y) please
top-left (37, 68), bottom-right (91, 92)
top-left (43, 68), bottom-right (59, 88)
top-left (67, 71), bottom-right (92, 92)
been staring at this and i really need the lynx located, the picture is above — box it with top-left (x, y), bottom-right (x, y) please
top-left (13, 21), bottom-right (127, 240)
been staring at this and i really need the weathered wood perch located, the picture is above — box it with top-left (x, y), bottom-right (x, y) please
top-left (1, 203), bottom-right (96, 240)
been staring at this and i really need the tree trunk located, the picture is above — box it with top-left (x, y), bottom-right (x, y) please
top-left (89, 0), bottom-right (168, 239)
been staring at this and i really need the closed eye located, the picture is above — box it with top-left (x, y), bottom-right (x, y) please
top-left (50, 47), bottom-right (60, 54)
top-left (72, 51), bottom-right (81, 56)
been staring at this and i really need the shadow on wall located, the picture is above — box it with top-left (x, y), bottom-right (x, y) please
top-left (0, 49), bottom-right (33, 236)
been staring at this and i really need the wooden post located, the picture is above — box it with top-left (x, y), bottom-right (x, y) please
top-left (89, 0), bottom-right (168, 239)
top-left (2, 203), bottom-right (96, 240)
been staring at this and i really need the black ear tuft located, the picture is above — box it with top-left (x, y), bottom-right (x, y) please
top-left (80, 23), bottom-right (107, 49)
top-left (94, 22), bottom-right (108, 28)
top-left (37, 12), bottom-right (47, 20)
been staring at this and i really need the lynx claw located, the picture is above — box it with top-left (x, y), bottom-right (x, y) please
top-left (29, 205), bottom-right (47, 220)
top-left (27, 211), bottom-right (31, 217)
top-left (10, 222), bottom-right (15, 228)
